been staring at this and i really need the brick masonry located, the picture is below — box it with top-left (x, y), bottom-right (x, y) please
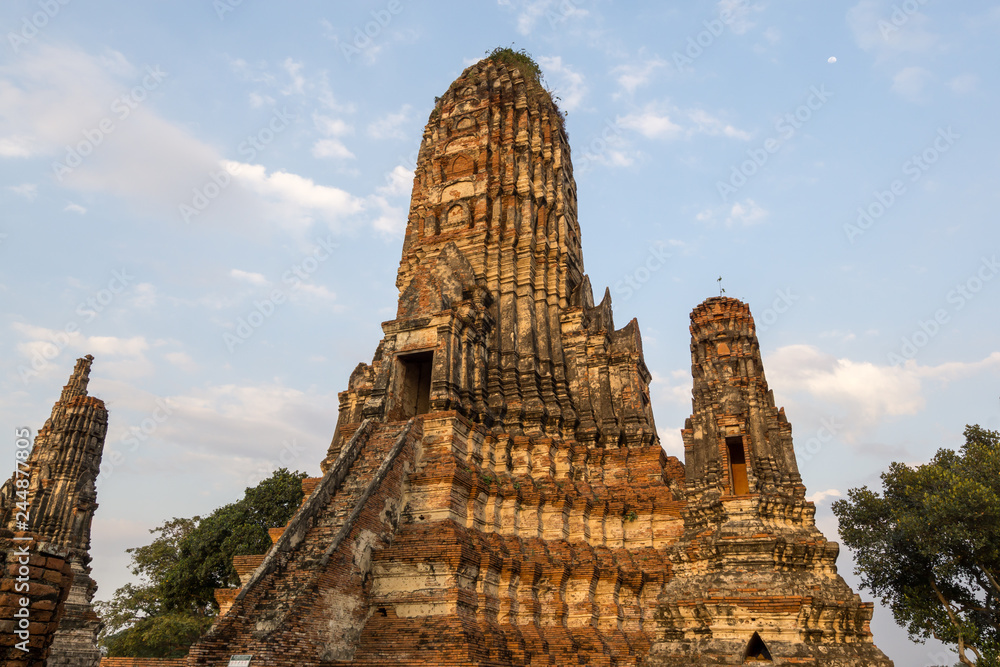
top-left (0, 356), bottom-right (107, 666)
top-left (176, 56), bottom-right (892, 666)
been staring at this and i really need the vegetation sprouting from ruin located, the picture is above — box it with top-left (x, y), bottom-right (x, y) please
top-left (485, 45), bottom-right (544, 85)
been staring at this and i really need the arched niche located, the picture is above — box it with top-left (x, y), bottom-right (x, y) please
top-left (442, 203), bottom-right (470, 232)
top-left (455, 116), bottom-right (476, 133)
top-left (446, 154), bottom-right (474, 180)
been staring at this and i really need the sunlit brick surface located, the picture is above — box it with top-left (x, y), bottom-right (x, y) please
top-left (181, 58), bottom-right (893, 666)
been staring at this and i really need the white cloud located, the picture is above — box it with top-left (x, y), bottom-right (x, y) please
top-left (311, 138), bottom-right (355, 160)
top-left (6, 184), bottom-right (37, 200)
top-left (765, 347), bottom-right (1000, 439)
top-left (130, 283), bottom-right (158, 309)
top-left (248, 92), bottom-right (276, 108)
top-left (281, 58), bottom-right (306, 96)
top-left (12, 322), bottom-right (158, 381)
top-left (224, 160), bottom-right (365, 232)
top-left (377, 165), bottom-right (414, 198)
top-left (949, 74), bottom-right (978, 95)
top-left (718, 0), bottom-right (758, 35)
top-left (367, 104), bottom-right (412, 140)
top-left (499, 0), bottom-right (589, 35)
top-left (0, 47), bottom-right (377, 234)
top-left (367, 196), bottom-right (407, 237)
top-left (698, 199), bottom-right (767, 227)
top-left (64, 203), bottom-right (87, 215)
top-left (0, 136), bottom-right (35, 157)
top-left (819, 330), bottom-right (857, 343)
top-left (618, 108), bottom-right (683, 140)
top-left (230, 269), bottom-right (269, 286)
top-left (767, 344), bottom-right (924, 422)
top-left (619, 103), bottom-right (749, 141)
top-left (292, 282), bottom-right (337, 301)
top-left (651, 368), bottom-right (692, 406)
top-left (313, 113), bottom-right (353, 137)
top-left (806, 488), bottom-right (842, 504)
top-left (537, 56), bottom-right (586, 112)
top-left (847, 0), bottom-right (939, 57)
top-left (0, 45), bottom-right (233, 212)
top-left (891, 66), bottom-right (933, 102)
top-left (164, 351), bottom-right (199, 373)
top-left (613, 58), bottom-right (667, 95)
top-left (725, 199), bottom-right (768, 226)
top-left (687, 109), bottom-right (752, 140)
top-left (658, 427), bottom-right (684, 457)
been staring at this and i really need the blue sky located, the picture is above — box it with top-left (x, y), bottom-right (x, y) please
top-left (2, 1), bottom-right (998, 663)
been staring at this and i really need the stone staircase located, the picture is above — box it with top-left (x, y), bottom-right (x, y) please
top-left (190, 418), bottom-right (421, 666)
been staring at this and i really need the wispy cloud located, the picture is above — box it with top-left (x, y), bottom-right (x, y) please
top-left (230, 269), bottom-right (269, 286)
top-left (367, 104), bottom-right (413, 140)
top-left (7, 184), bottom-right (38, 200)
top-left (891, 66), bottom-right (933, 103)
top-left (613, 57), bottom-right (668, 95)
top-left (619, 103), bottom-right (749, 141)
top-left (498, 0), bottom-right (589, 35)
top-left (765, 346), bottom-right (1000, 440)
top-left (537, 56), bottom-right (587, 111)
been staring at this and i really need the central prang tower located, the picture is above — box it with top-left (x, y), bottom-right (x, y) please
top-left (327, 52), bottom-right (656, 452)
top-left (188, 54), bottom-right (893, 667)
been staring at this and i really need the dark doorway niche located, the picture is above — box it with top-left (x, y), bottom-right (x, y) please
top-left (399, 351), bottom-right (433, 417)
top-left (743, 631), bottom-right (772, 662)
top-left (726, 435), bottom-right (749, 495)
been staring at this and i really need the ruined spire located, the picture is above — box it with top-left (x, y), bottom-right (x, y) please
top-left (59, 354), bottom-right (94, 402)
top-left (0, 355), bottom-right (108, 667)
top-left (682, 296), bottom-right (802, 507)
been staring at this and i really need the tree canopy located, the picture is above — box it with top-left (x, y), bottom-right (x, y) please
top-left (95, 468), bottom-right (306, 657)
top-left (832, 425), bottom-right (1000, 666)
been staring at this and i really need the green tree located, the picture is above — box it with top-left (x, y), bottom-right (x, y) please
top-left (95, 468), bottom-right (306, 657)
top-left (832, 425), bottom-right (1000, 666)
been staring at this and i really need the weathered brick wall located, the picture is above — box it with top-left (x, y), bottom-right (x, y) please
top-left (0, 534), bottom-right (74, 666)
top-left (0, 356), bottom-right (107, 667)
top-left (172, 58), bottom-right (894, 666)
top-left (644, 297), bottom-right (894, 666)
top-left (187, 419), bottom-right (421, 666)
top-left (100, 659), bottom-right (186, 667)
